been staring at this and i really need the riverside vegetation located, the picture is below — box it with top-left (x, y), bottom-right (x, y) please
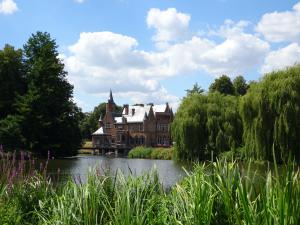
top-left (172, 65), bottom-right (300, 163)
top-left (0, 150), bottom-right (299, 225)
top-left (128, 146), bottom-right (174, 160)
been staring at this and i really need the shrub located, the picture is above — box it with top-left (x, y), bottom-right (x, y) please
top-left (128, 146), bottom-right (173, 160)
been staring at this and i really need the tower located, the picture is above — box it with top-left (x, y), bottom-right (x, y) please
top-left (106, 89), bottom-right (116, 112)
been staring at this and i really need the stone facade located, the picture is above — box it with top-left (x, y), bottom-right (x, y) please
top-left (92, 90), bottom-right (173, 150)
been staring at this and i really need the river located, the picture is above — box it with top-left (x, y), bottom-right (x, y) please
top-left (45, 155), bottom-right (187, 188)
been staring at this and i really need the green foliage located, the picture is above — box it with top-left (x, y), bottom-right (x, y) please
top-left (233, 75), bottom-right (248, 96)
top-left (14, 32), bottom-right (82, 157)
top-left (172, 92), bottom-right (243, 161)
top-left (0, 33), bottom-right (83, 156)
top-left (240, 65), bottom-right (300, 161)
top-left (1, 160), bottom-right (300, 224)
top-left (185, 82), bottom-right (205, 96)
top-left (209, 75), bottom-right (235, 95)
top-left (128, 146), bottom-right (173, 160)
top-left (128, 146), bottom-right (152, 158)
top-left (0, 45), bottom-right (25, 119)
top-left (79, 103), bottom-right (106, 139)
top-left (0, 115), bottom-right (25, 150)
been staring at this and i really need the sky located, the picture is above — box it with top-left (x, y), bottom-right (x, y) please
top-left (1, 0), bottom-right (300, 112)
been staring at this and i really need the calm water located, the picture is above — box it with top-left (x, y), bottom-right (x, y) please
top-left (45, 155), bottom-right (187, 188)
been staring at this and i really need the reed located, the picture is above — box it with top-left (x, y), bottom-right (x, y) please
top-left (0, 150), bottom-right (299, 224)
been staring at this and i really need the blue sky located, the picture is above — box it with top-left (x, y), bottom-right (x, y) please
top-left (1, 0), bottom-right (300, 112)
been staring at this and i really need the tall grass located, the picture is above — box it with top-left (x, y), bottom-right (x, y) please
top-left (0, 149), bottom-right (299, 224)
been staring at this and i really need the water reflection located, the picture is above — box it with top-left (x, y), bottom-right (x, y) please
top-left (45, 155), bottom-right (187, 188)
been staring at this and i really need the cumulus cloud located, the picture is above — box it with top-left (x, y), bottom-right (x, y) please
top-left (64, 19), bottom-right (271, 106)
top-left (147, 8), bottom-right (190, 47)
top-left (261, 43), bottom-right (300, 74)
top-left (200, 33), bottom-right (269, 75)
top-left (200, 21), bottom-right (270, 75)
top-left (0, 0), bottom-right (18, 15)
top-left (65, 32), bottom-right (160, 94)
top-left (256, 2), bottom-right (300, 42)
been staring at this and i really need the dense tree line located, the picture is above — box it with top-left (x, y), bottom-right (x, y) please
top-left (172, 68), bottom-right (300, 162)
top-left (0, 32), bottom-right (82, 157)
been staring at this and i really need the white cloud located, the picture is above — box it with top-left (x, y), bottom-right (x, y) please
top-left (178, 20), bottom-right (269, 76)
top-left (200, 33), bottom-right (270, 75)
top-left (74, 0), bottom-right (85, 3)
top-left (256, 2), bottom-right (300, 42)
top-left (261, 43), bottom-right (300, 74)
top-left (64, 15), bottom-right (273, 109)
top-left (215, 19), bottom-right (251, 38)
top-left (0, 0), bottom-right (18, 15)
top-left (147, 8), bottom-right (190, 47)
top-left (117, 87), bottom-right (180, 108)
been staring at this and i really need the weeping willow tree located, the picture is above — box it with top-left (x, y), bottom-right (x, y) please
top-left (172, 92), bottom-right (243, 161)
top-left (240, 65), bottom-right (300, 162)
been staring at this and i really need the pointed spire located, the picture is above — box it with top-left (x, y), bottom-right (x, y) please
top-left (98, 115), bottom-right (102, 121)
top-left (109, 88), bottom-right (114, 102)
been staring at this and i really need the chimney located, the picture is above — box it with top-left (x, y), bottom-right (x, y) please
top-left (123, 104), bottom-right (129, 115)
top-left (132, 108), bottom-right (135, 116)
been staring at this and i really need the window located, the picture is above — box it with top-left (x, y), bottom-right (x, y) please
top-left (105, 123), bottom-right (111, 129)
top-left (130, 136), bottom-right (134, 144)
top-left (157, 123), bottom-right (168, 132)
top-left (139, 124), bottom-right (143, 131)
top-left (140, 136), bottom-right (144, 144)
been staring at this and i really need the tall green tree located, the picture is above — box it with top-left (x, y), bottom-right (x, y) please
top-left (0, 45), bottom-right (25, 150)
top-left (172, 92), bottom-right (242, 161)
top-left (16, 32), bottom-right (81, 157)
top-left (185, 83), bottom-right (205, 96)
top-left (0, 45), bottom-right (25, 119)
top-left (233, 75), bottom-right (248, 96)
top-left (240, 65), bottom-right (300, 162)
top-left (209, 75), bottom-right (235, 95)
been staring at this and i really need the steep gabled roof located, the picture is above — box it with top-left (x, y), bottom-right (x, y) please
top-left (118, 104), bottom-right (169, 123)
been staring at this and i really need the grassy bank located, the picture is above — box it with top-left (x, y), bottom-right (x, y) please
top-left (128, 146), bottom-right (174, 160)
top-left (1, 150), bottom-right (300, 224)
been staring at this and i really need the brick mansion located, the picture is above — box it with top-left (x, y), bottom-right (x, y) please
top-left (92, 90), bottom-right (174, 151)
